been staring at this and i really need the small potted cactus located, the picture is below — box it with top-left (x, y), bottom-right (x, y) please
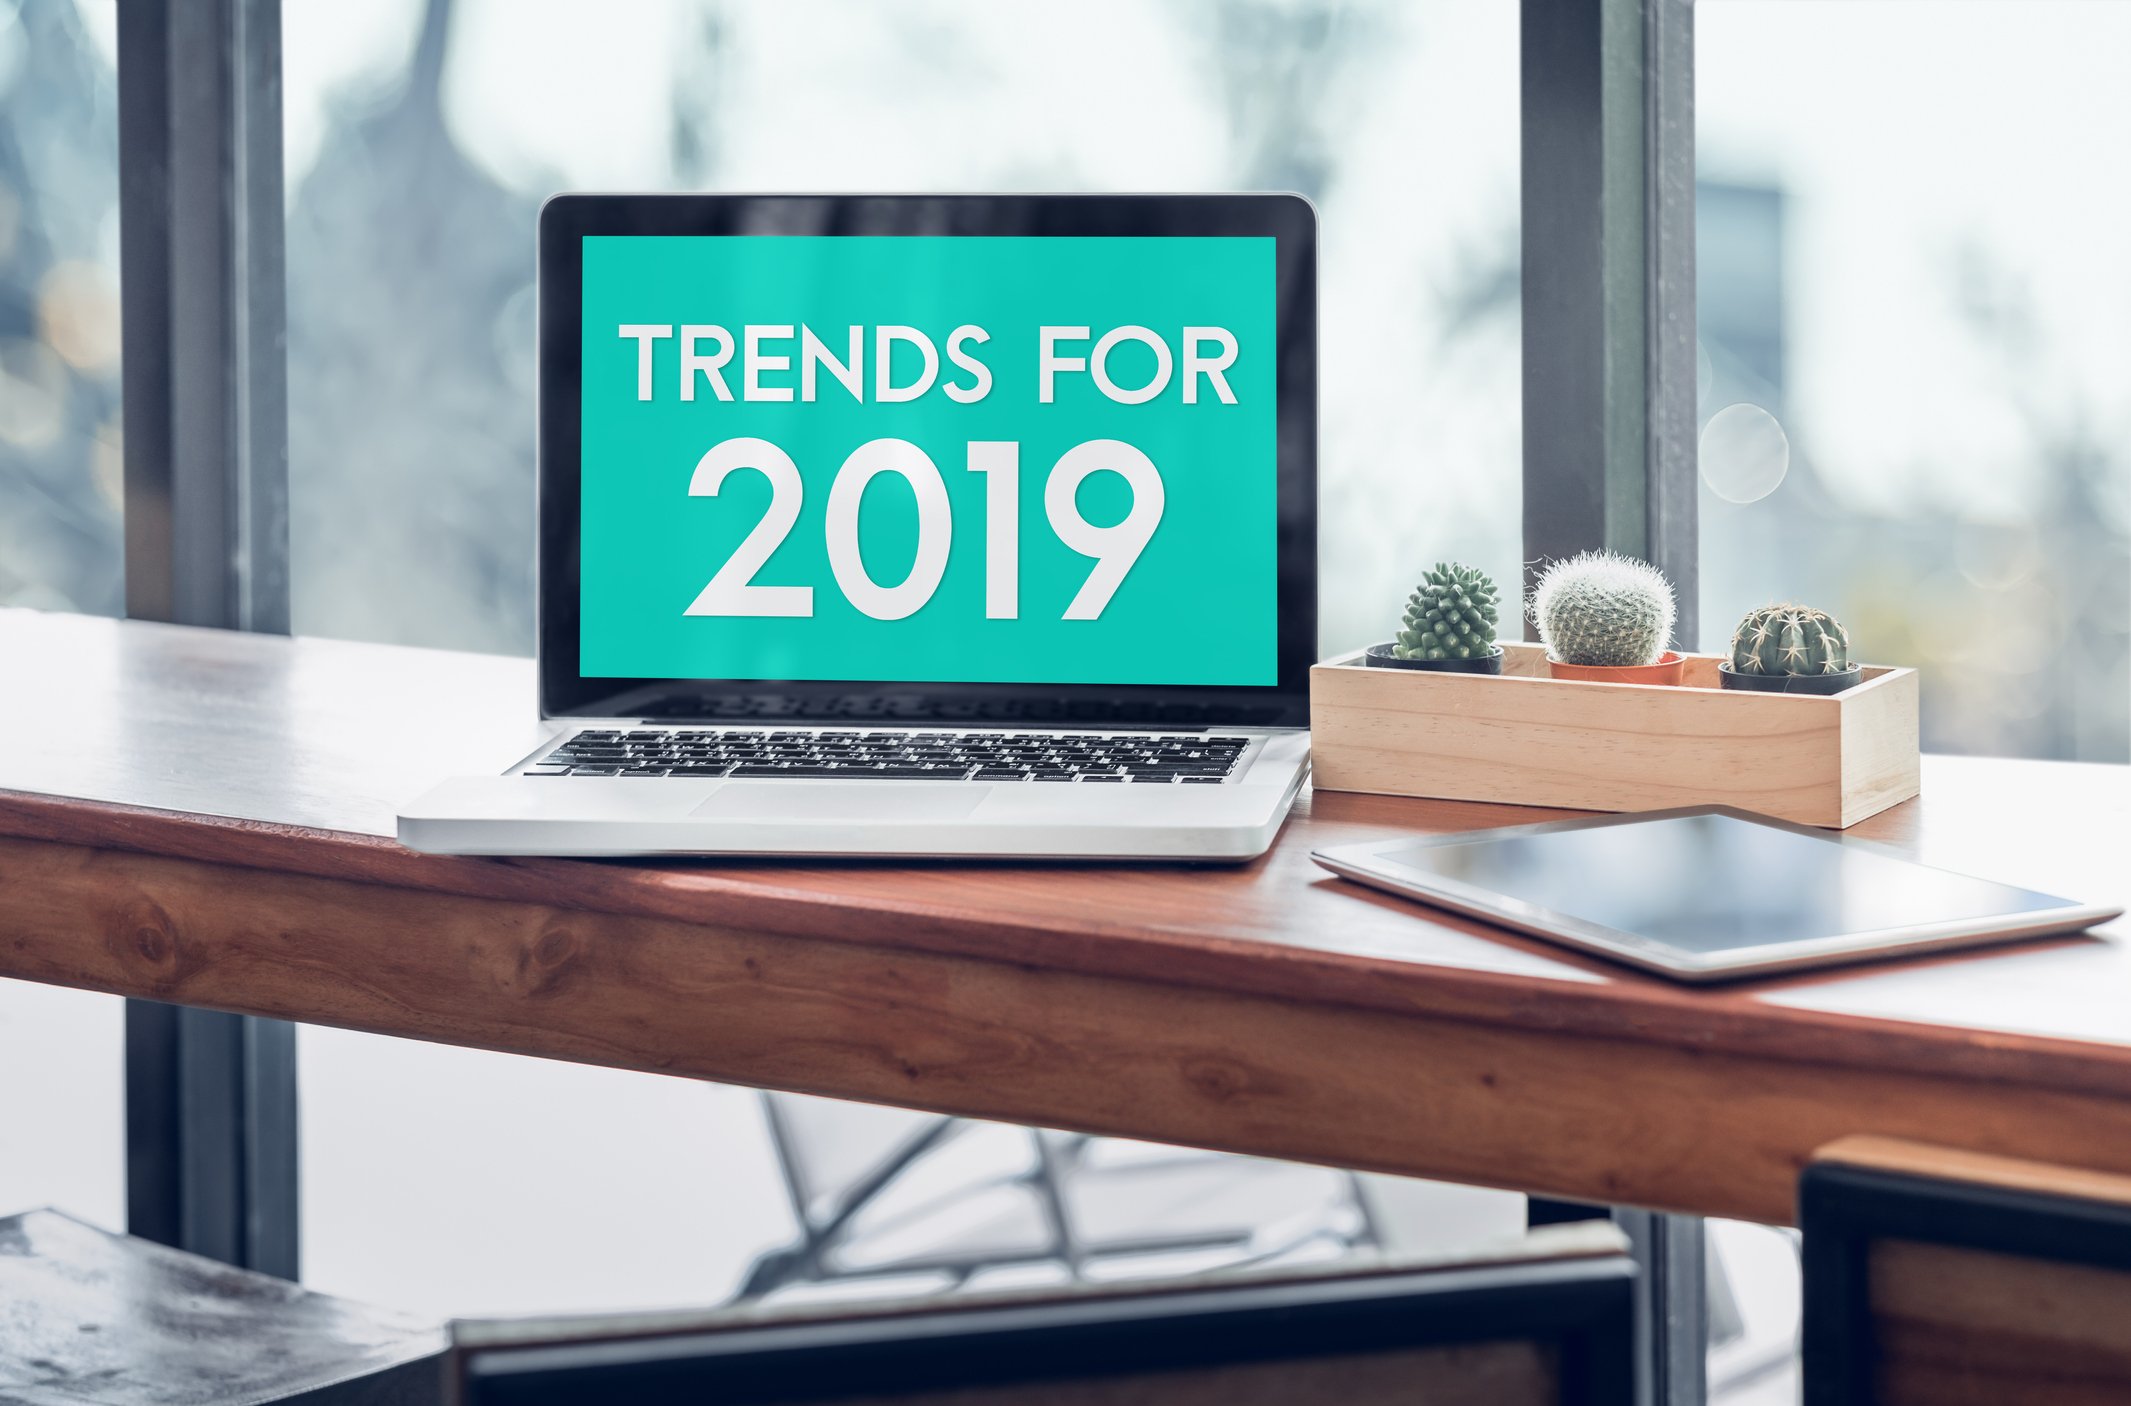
top-left (1366, 562), bottom-right (1504, 674)
top-left (1720, 604), bottom-right (1862, 694)
top-left (1528, 550), bottom-right (1684, 684)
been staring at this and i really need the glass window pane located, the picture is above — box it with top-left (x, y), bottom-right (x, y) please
top-left (0, 0), bottom-right (122, 616)
top-left (1697, 1), bottom-right (2131, 762)
top-left (296, 1027), bottom-right (794, 1316)
top-left (283, 0), bottom-right (1522, 660)
top-left (0, 981), bottom-right (125, 1229)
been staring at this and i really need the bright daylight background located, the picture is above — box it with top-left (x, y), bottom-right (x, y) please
top-left (0, 3), bottom-right (2123, 1388)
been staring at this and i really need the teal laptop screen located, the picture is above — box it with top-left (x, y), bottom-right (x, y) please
top-left (577, 235), bottom-right (1278, 686)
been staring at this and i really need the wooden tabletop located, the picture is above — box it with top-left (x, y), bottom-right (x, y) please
top-left (1, 607), bottom-right (2125, 1226)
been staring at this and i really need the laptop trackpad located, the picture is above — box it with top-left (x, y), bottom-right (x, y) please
top-left (691, 783), bottom-right (988, 822)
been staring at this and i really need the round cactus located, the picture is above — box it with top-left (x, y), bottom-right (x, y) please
top-left (1730, 604), bottom-right (1850, 676)
top-left (1394, 562), bottom-right (1501, 661)
top-left (1529, 551), bottom-right (1676, 668)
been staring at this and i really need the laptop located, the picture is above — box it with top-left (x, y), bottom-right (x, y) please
top-left (398, 193), bottom-right (1317, 860)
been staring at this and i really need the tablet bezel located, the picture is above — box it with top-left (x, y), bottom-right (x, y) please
top-left (1312, 805), bottom-right (2121, 983)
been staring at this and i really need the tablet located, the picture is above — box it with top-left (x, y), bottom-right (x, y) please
top-left (1311, 806), bottom-right (2121, 983)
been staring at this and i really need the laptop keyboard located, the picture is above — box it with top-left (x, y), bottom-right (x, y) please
top-left (525, 729), bottom-right (1252, 783)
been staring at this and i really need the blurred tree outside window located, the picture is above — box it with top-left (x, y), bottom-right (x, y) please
top-left (281, 0), bottom-right (1524, 663)
top-left (0, 0), bottom-right (121, 616)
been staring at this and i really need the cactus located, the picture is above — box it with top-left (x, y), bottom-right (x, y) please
top-left (1730, 604), bottom-right (1851, 676)
top-left (1529, 551), bottom-right (1676, 668)
top-left (1394, 562), bottom-right (1501, 661)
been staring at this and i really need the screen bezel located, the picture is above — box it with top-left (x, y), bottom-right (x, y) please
top-left (537, 193), bottom-right (1317, 726)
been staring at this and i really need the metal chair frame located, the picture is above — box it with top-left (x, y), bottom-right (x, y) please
top-left (741, 1098), bottom-right (1378, 1298)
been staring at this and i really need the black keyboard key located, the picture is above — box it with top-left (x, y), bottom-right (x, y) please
top-left (974, 768), bottom-right (1028, 780)
top-left (565, 766), bottom-right (620, 776)
top-left (1079, 774), bottom-right (1126, 783)
top-left (1182, 776), bottom-right (1227, 784)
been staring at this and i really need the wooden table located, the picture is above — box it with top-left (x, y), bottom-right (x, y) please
top-left (1, 608), bottom-right (2125, 1227)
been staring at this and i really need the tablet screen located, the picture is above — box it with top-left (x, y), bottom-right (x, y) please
top-left (1379, 813), bottom-right (2072, 957)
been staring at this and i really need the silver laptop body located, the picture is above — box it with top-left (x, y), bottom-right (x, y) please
top-left (399, 726), bottom-right (1309, 861)
top-left (398, 194), bottom-right (1317, 861)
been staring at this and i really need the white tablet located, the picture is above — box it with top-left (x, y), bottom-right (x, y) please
top-left (1312, 806), bottom-right (2121, 983)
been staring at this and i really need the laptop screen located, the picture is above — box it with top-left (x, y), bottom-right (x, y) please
top-left (538, 195), bottom-right (1314, 725)
top-left (575, 234), bottom-right (1278, 688)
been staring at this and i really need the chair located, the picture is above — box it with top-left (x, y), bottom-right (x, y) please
top-left (1801, 1135), bottom-right (2131, 1404)
top-left (0, 1208), bottom-right (445, 1405)
top-left (452, 1220), bottom-right (1635, 1405)
top-left (744, 1091), bottom-right (1375, 1298)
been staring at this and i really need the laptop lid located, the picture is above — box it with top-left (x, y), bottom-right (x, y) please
top-left (537, 194), bottom-right (1316, 728)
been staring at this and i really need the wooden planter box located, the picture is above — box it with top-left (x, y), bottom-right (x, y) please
top-left (1310, 642), bottom-right (1919, 828)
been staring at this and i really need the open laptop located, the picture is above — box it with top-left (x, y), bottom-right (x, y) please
top-left (398, 193), bottom-right (1317, 860)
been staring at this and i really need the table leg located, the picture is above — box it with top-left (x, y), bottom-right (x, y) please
top-left (125, 1001), bottom-right (300, 1278)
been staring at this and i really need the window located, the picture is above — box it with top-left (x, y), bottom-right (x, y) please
top-left (40, 6), bottom-right (2044, 1378)
top-left (0, 0), bottom-right (121, 616)
top-left (1697, 0), bottom-right (2131, 762)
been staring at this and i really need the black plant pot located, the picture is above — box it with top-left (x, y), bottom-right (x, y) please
top-left (1718, 662), bottom-right (1863, 695)
top-left (1364, 643), bottom-right (1505, 674)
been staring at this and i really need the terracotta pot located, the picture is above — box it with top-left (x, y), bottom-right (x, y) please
top-left (1546, 651), bottom-right (1685, 685)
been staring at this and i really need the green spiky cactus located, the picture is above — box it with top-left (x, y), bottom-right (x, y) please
top-left (1730, 604), bottom-right (1851, 676)
top-left (1529, 551), bottom-right (1676, 668)
top-left (1394, 562), bottom-right (1501, 661)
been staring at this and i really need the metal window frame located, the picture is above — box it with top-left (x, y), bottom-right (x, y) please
top-left (115, 0), bottom-right (298, 1280)
top-left (1522, 2), bottom-right (1707, 1400)
top-left (1532, 1200), bottom-right (1708, 1406)
top-left (1522, 0), bottom-right (1700, 648)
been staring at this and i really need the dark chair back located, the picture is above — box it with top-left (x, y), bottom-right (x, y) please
top-left (1803, 1135), bottom-right (2131, 1404)
top-left (453, 1222), bottom-right (1634, 1406)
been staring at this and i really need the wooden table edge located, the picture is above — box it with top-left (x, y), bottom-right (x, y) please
top-left (7, 786), bottom-right (2130, 1108)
